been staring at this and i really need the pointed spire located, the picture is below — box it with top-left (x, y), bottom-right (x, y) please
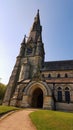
top-left (27, 10), bottom-right (42, 43)
top-left (34, 9), bottom-right (40, 24)
top-left (22, 35), bottom-right (26, 44)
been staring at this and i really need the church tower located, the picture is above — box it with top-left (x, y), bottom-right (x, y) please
top-left (18, 9), bottom-right (45, 81)
top-left (3, 10), bottom-right (49, 108)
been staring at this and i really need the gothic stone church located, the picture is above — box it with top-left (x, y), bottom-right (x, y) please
top-left (3, 10), bottom-right (73, 111)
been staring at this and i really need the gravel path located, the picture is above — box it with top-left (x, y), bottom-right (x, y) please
top-left (0, 109), bottom-right (37, 130)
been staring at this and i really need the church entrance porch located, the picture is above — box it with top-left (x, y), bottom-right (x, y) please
top-left (31, 88), bottom-right (43, 108)
top-left (21, 81), bottom-right (53, 109)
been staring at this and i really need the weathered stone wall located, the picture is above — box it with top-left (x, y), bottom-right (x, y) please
top-left (56, 103), bottom-right (73, 111)
top-left (42, 70), bottom-right (73, 78)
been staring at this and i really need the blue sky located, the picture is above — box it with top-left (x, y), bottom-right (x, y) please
top-left (0, 0), bottom-right (73, 84)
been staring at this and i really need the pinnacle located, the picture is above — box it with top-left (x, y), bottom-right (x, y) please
top-left (22, 35), bottom-right (26, 44)
top-left (34, 9), bottom-right (40, 24)
top-left (37, 9), bottom-right (39, 13)
top-left (37, 9), bottom-right (39, 17)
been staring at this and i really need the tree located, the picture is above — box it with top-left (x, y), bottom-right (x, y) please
top-left (0, 83), bottom-right (6, 104)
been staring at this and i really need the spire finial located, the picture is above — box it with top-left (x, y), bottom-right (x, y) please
top-left (37, 9), bottom-right (40, 17)
top-left (22, 34), bottom-right (26, 44)
top-left (34, 9), bottom-right (40, 24)
top-left (37, 9), bottom-right (39, 13)
top-left (24, 34), bottom-right (26, 41)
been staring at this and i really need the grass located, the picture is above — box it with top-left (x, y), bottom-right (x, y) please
top-left (30, 110), bottom-right (73, 130)
top-left (0, 105), bottom-right (20, 115)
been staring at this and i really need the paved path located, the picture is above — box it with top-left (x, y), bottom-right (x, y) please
top-left (0, 109), bottom-right (37, 130)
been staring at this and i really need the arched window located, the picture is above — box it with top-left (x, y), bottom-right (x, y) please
top-left (65, 73), bottom-right (68, 78)
top-left (65, 87), bottom-right (70, 103)
top-left (57, 87), bottom-right (62, 102)
top-left (48, 74), bottom-right (51, 78)
top-left (42, 74), bottom-right (44, 78)
top-left (57, 74), bottom-right (60, 78)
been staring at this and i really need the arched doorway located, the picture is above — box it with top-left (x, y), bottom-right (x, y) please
top-left (31, 88), bottom-right (43, 108)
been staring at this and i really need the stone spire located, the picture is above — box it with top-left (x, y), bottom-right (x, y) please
top-left (27, 10), bottom-right (42, 43)
top-left (34, 9), bottom-right (40, 25)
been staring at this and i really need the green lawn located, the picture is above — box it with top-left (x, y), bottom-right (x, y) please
top-left (0, 105), bottom-right (19, 115)
top-left (30, 110), bottom-right (73, 130)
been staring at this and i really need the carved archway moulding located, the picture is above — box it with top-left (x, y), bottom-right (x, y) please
top-left (24, 81), bottom-right (52, 96)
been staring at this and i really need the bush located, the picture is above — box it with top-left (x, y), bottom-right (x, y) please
top-left (0, 83), bottom-right (6, 104)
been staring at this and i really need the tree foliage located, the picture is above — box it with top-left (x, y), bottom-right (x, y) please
top-left (0, 83), bottom-right (6, 103)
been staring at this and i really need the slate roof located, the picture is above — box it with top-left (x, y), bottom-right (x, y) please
top-left (42, 60), bottom-right (73, 71)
